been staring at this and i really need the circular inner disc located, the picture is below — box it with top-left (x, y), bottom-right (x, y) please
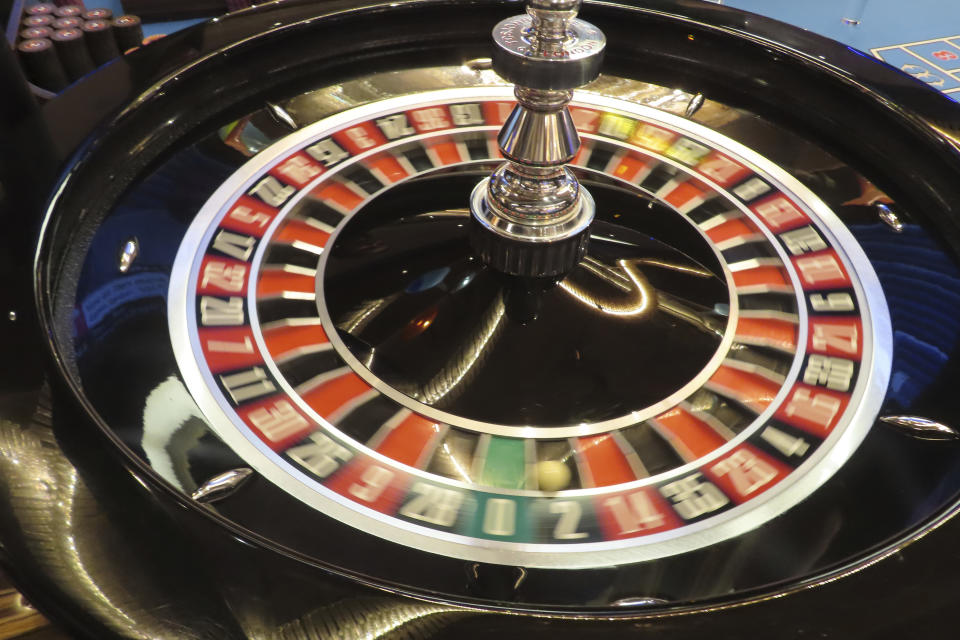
top-left (321, 171), bottom-right (732, 431)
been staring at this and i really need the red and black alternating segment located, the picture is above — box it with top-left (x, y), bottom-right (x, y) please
top-left (171, 85), bottom-right (878, 553)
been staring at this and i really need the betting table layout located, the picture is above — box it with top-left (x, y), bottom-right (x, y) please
top-left (726, 0), bottom-right (960, 98)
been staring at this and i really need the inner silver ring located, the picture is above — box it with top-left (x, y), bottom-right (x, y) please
top-left (312, 151), bottom-right (740, 439)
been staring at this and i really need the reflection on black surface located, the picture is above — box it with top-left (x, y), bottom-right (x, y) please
top-left (44, 35), bottom-right (960, 613)
top-left (850, 223), bottom-right (960, 410)
top-left (69, 143), bottom-right (247, 482)
top-left (61, 125), bottom-right (960, 609)
top-left (322, 174), bottom-right (730, 428)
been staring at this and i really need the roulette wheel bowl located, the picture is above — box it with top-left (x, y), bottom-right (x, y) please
top-left (6, 0), bottom-right (960, 637)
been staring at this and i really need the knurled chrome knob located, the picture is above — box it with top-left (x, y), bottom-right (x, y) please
top-left (469, 179), bottom-right (594, 277)
top-left (491, 0), bottom-right (605, 90)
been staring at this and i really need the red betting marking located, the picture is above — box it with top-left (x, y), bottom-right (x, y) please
top-left (425, 137), bottom-right (464, 165)
top-left (652, 407), bottom-right (728, 461)
top-left (576, 434), bottom-right (637, 487)
top-left (406, 106), bottom-right (453, 133)
top-left (257, 268), bottom-right (316, 297)
top-left (703, 444), bottom-right (792, 504)
top-left (595, 486), bottom-right (681, 540)
top-left (262, 323), bottom-right (329, 360)
top-left (274, 219), bottom-right (331, 248)
top-left (569, 107), bottom-right (600, 133)
top-left (300, 372), bottom-right (372, 419)
top-left (197, 256), bottom-right (249, 296)
top-left (312, 182), bottom-right (364, 214)
top-left (375, 413), bottom-right (442, 468)
top-left (268, 152), bottom-right (324, 189)
top-left (696, 151), bottom-right (751, 188)
top-left (791, 250), bottom-right (851, 290)
top-left (807, 316), bottom-right (862, 359)
top-left (333, 121), bottom-right (388, 155)
top-left (735, 317), bottom-right (798, 352)
top-left (219, 195), bottom-right (279, 237)
top-left (707, 365), bottom-right (781, 413)
top-left (732, 265), bottom-right (791, 290)
top-left (774, 383), bottom-right (850, 437)
top-left (706, 218), bottom-right (758, 244)
top-left (934, 49), bottom-right (958, 62)
top-left (365, 153), bottom-right (409, 184)
top-left (610, 152), bottom-right (654, 183)
top-left (662, 180), bottom-right (708, 210)
top-left (237, 395), bottom-right (314, 451)
top-left (570, 142), bottom-right (592, 166)
top-left (325, 456), bottom-right (409, 515)
top-left (482, 101), bottom-right (514, 126)
top-left (199, 327), bottom-right (260, 373)
top-left (750, 194), bottom-right (809, 233)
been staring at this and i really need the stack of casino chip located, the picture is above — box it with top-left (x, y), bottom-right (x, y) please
top-left (16, 3), bottom-right (147, 92)
top-left (111, 15), bottom-right (144, 52)
top-left (17, 5), bottom-right (59, 91)
top-left (50, 27), bottom-right (95, 81)
top-left (82, 19), bottom-right (120, 66)
top-left (16, 37), bottom-right (68, 91)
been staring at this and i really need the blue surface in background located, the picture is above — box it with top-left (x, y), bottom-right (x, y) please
top-left (721, 0), bottom-right (960, 51)
top-left (719, 0), bottom-right (960, 98)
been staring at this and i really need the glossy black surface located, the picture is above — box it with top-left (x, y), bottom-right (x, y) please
top-left (3, 0), bottom-right (960, 636)
top-left (324, 172), bottom-right (727, 426)
top-left (41, 6), bottom-right (960, 607)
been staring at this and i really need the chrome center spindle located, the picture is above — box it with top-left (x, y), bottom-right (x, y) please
top-left (470, 0), bottom-right (605, 277)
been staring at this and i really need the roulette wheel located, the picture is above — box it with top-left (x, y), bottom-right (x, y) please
top-left (4, 0), bottom-right (960, 637)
